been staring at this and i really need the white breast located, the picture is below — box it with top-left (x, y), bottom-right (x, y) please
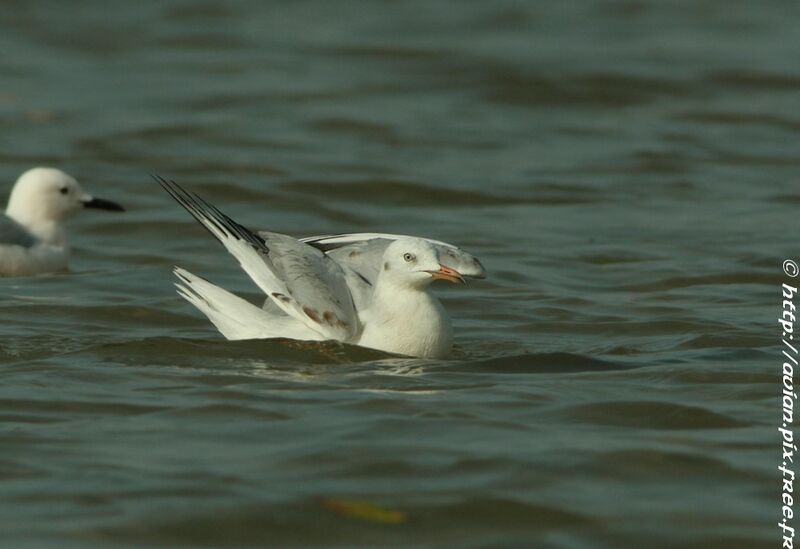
top-left (357, 287), bottom-right (453, 358)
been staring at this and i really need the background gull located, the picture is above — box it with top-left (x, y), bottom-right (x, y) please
top-left (0, 167), bottom-right (124, 277)
top-left (158, 176), bottom-right (486, 358)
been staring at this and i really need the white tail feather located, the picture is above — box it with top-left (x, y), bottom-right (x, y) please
top-left (174, 267), bottom-right (322, 341)
top-left (157, 176), bottom-right (339, 340)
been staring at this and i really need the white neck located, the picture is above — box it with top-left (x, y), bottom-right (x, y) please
top-left (357, 278), bottom-right (453, 358)
top-left (5, 208), bottom-right (66, 246)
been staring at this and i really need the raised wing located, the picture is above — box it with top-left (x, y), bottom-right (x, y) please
top-left (0, 214), bottom-right (37, 249)
top-left (158, 177), bottom-right (360, 342)
top-left (301, 233), bottom-right (487, 284)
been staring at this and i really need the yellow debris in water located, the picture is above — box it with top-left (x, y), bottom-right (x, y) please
top-left (321, 498), bottom-right (407, 524)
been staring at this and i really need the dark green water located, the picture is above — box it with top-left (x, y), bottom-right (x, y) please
top-left (0, 1), bottom-right (790, 547)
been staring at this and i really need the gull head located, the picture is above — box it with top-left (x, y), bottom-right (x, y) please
top-left (6, 167), bottom-right (124, 226)
top-left (381, 237), bottom-right (466, 289)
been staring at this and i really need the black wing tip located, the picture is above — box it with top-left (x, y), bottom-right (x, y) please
top-left (154, 174), bottom-right (187, 199)
top-left (153, 174), bottom-right (185, 205)
top-left (155, 174), bottom-right (268, 251)
top-left (151, 173), bottom-right (173, 189)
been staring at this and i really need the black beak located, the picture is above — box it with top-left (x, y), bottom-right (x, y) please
top-left (82, 197), bottom-right (125, 212)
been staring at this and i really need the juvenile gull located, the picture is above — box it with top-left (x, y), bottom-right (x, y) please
top-left (158, 177), bottom-right (486, 358)
top-left (0, 168), bottom-right (124, 276)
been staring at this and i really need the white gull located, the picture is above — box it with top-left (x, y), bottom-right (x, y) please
top-left (1, 167), bottom-right (124, 276)
top-left (158, 177), bottom-right (486, 358)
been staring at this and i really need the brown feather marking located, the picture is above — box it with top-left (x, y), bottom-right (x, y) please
top-left (323, 311), bottom-right (348, 328)
top-left (303, 306), bottom-right (321, 323)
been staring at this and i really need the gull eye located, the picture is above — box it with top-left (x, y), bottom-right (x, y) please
top-left (403, 253), bottom-right (415, 263)
top-left (59, 187), bottom-right (69, 195)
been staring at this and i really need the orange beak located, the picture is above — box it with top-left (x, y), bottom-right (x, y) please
top-left (428, 265), bottom-right (465, 284)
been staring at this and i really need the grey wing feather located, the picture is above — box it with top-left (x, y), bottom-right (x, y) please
top-left (305, 237), bottom-right (394, 284)
top-left (301, 233), bottom-right (487, 284)
top-left (0, 215), bottom-right (37, 248)
top-left (256, 245), bottom-right (375, 314)
top-left (157, 177), bottom-right (360, 341)
top-left (259, 231), bottom-right (361, 336)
